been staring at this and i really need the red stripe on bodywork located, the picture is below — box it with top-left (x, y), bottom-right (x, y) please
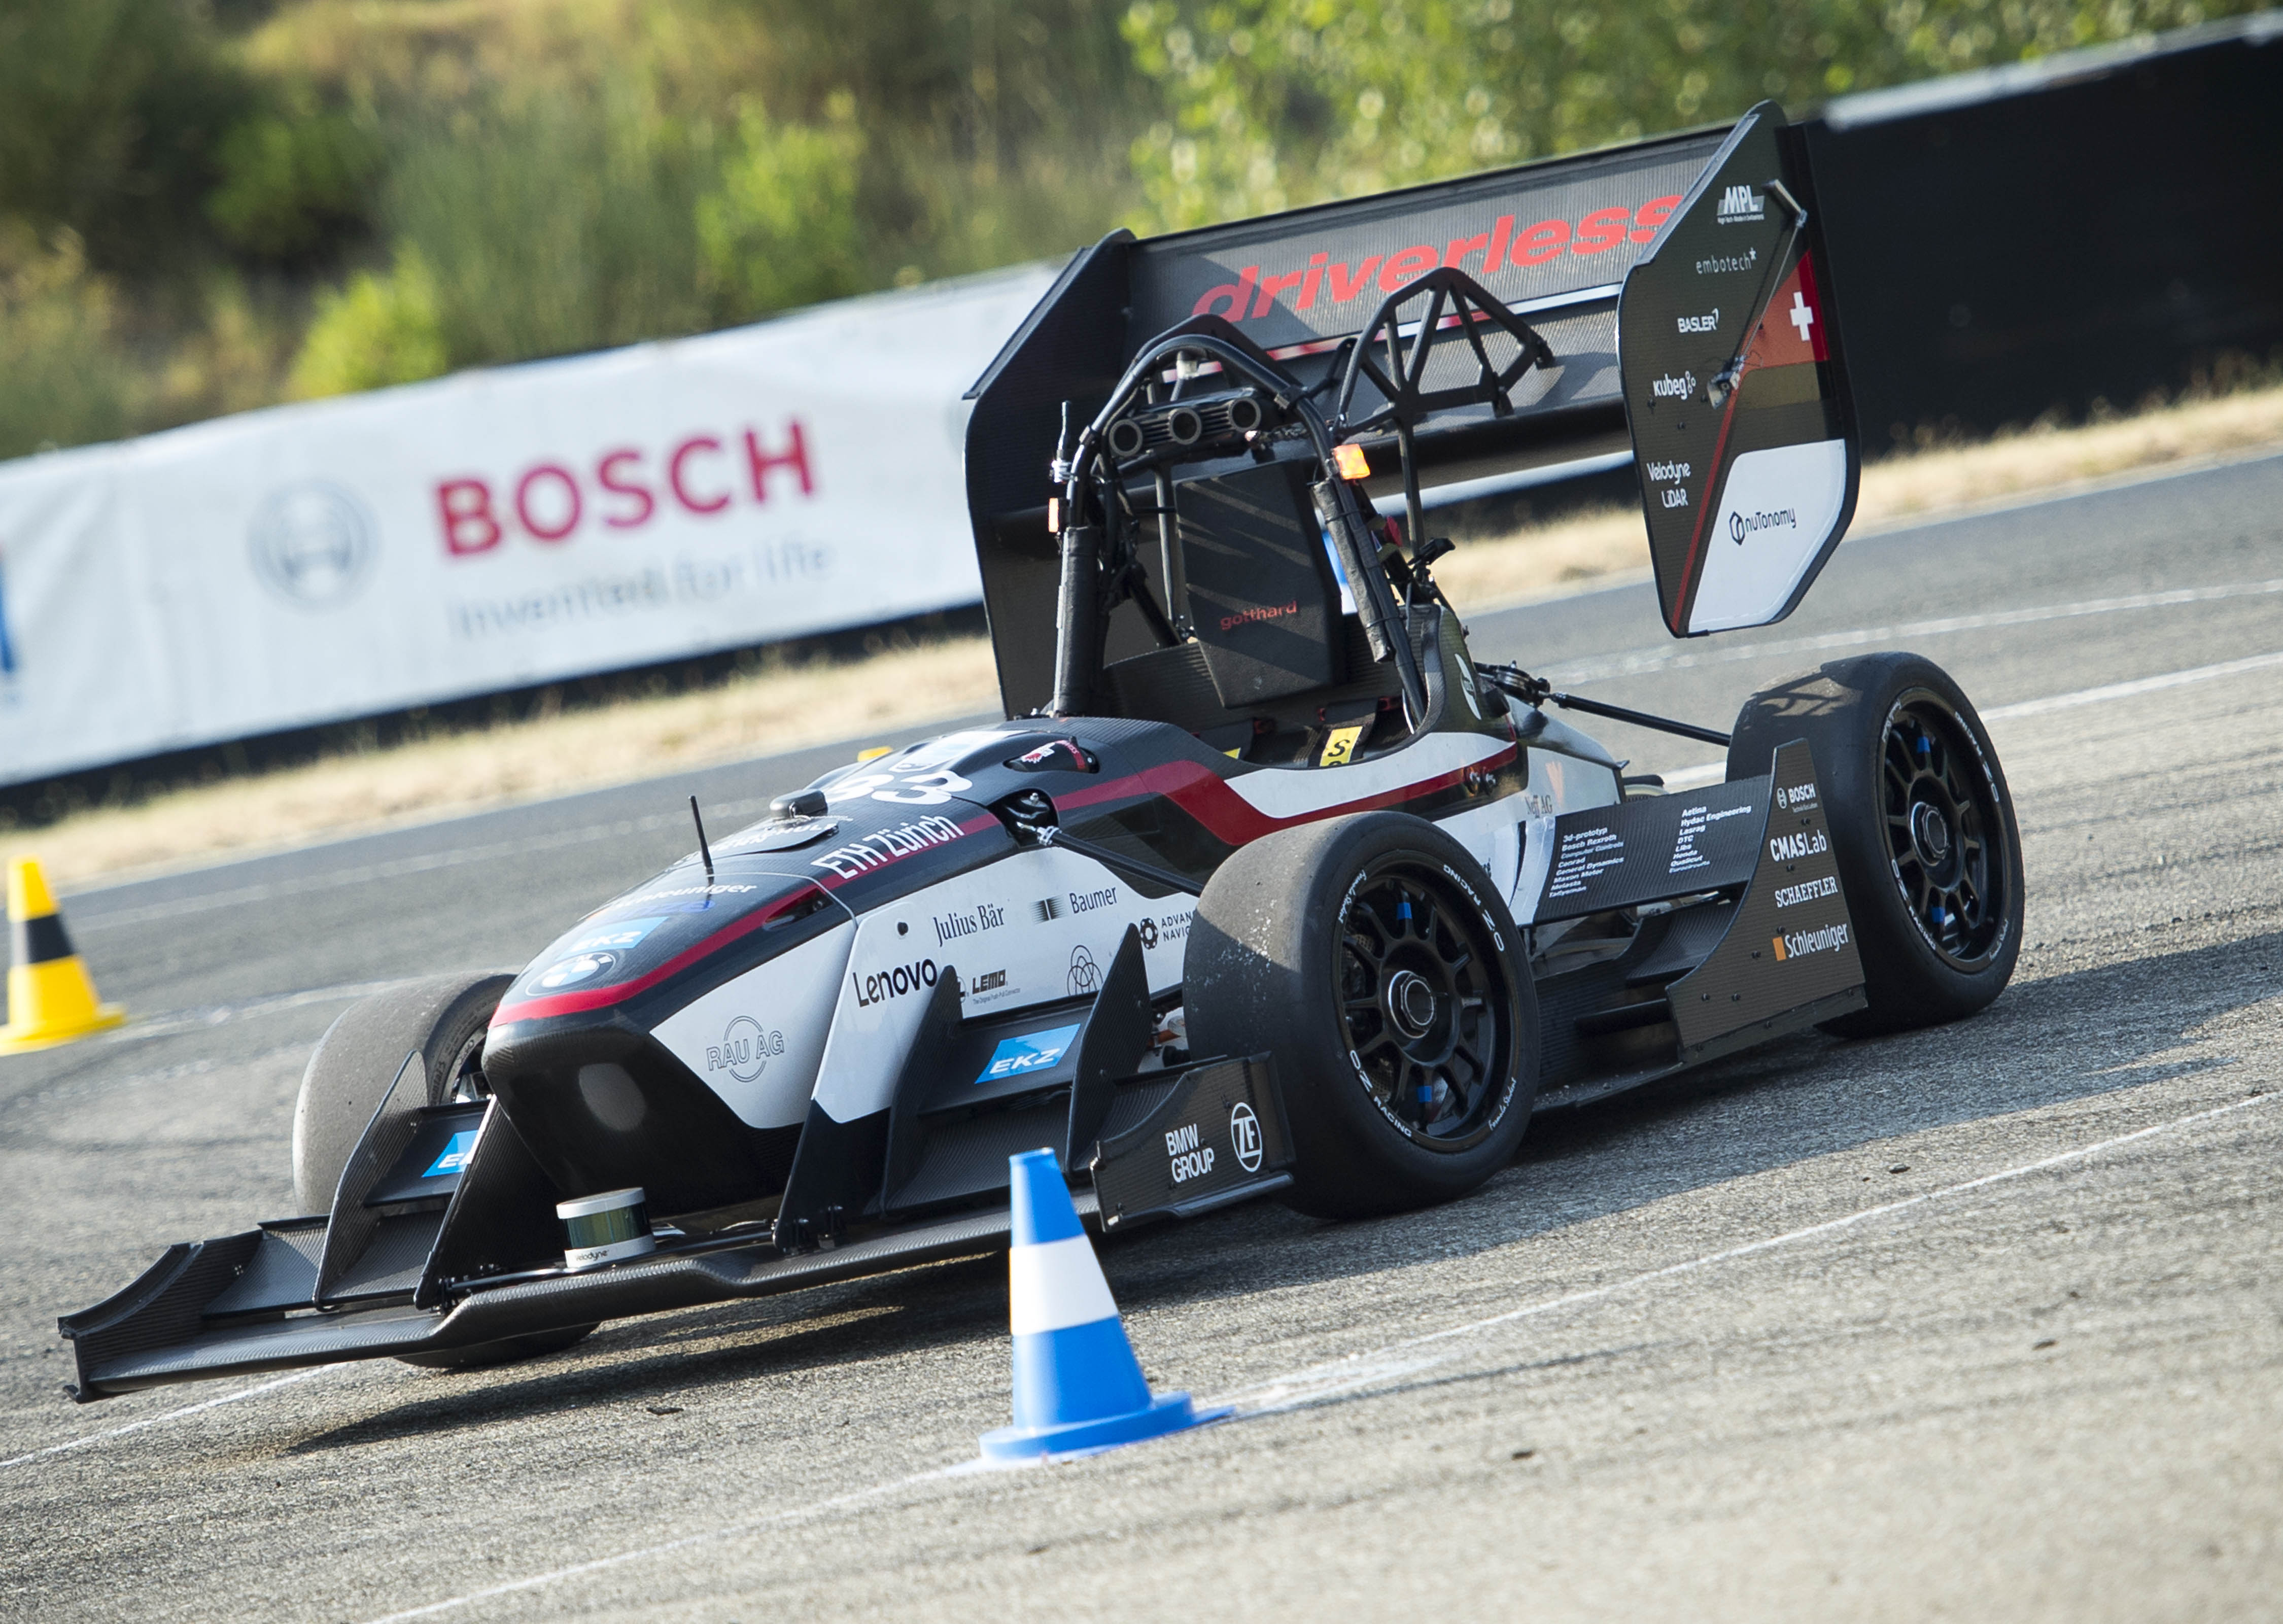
top-left (494, 748), bottom-right (1512, 1027)
top-left (493, 882), bottom-right (832, 1025)
top-left (1058, 745), bottom-right (1516, 846)
top-left (1670, 377), bottom-right (1744, 635)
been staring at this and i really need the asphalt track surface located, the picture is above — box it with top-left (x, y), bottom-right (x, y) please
top-left (4, 453), bottom-right (2280, 1621)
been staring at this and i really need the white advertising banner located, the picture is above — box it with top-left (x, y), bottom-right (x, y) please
top-left (0, 265), bottom-right (1056, 787)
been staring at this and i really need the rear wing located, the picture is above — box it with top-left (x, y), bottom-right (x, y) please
top-left (965, 103), bottom-right (1857, 712)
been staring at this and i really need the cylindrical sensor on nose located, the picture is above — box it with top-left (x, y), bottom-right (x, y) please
top-left (556, 1187), bottom-right (656, 1269)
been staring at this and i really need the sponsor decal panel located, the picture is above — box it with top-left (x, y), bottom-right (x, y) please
top-left (1669, 801), bottom-right (1753, 876)
top-left (705, 1014), bottom-right (785, 1084)
top-left (1772, 921), bottom-right (1850, 962)
top-left (1773, 874), bottom-right (1841, 910)
top-left (1142, 908), bottom-right (1191, 953)
top-left (1769, 828), bottom-right (1830, 863)
top-left (1716, 183), bottom-right (1766, 224)
top-left (423, 1130), bottom-right (479, 1179)
top-left (1547, 824), bottom-right (1626, 900)
top-left (1696, 245), bottom-right (1758, 275)
top-left (1229, 1102), bottom-right (1263, 1173)
top-left (976, 1022), bottom-right (1084, 1083)
top-left (1221, 600), bottom-right (1299, 634)
top-left (538, 951), bottom-right (618, 988)
top-left (1730, 505), bottom-right (1798, 545)
top-left (1178, 192), bottom-right (1688, 329)
top-left (852, 957), bottom-right (939, 1008)
top-left (931, 898), bottom-right (1007, 948)
top-left (1165, 1120), bottom-right (1217, 1185)
top-left (1008, 738), bottom-right (1098, 773)
top-left (566, 915), bottom-right (666, 953)
top-left (811, 814), bottom-right (965, 881)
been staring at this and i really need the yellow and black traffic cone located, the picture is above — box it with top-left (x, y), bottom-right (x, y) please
top-left (0, 858), bottom-right (124, 1053)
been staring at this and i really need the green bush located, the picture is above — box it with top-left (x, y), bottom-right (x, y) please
top-left (0, 228), bottom-right (134, 460)
top-left (696, 99), bottom-right (866, 323)
top-left (0, 0), bottom-right (254, 274)
top-left (207, 102), bottom-right (383, 263)
top-left (378, 85), bottom-right (712, 367)
top-left (290, 246), bottom-right (447, 398)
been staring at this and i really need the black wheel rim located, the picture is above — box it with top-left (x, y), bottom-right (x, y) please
top-left (1879, 690), bottom-right (2009, 969)
top-left (444, 1027), bottom-right (492, 1103)
top-left (1334, 857), bottom-right (1517, 1152)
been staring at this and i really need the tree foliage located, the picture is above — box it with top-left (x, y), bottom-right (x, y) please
top-left (0, 0), bottom-right (2259, 455)
top-left (1122, 0), bottom-right (2245, 229)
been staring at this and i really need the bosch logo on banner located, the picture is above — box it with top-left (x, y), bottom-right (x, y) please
top-left (249, 482), bottom-right (376, 609)
top-left (435, 420), bottom-right (815, 557)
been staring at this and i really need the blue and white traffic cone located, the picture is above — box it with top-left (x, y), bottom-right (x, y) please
top-left (980, 1148), bottom-right (1226, 1461)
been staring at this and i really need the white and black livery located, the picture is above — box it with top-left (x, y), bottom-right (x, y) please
top-left (60, 102), bottom-right (2024, 1400)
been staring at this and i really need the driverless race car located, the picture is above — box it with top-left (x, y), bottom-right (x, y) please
top-left (62, 103), bottom-right (2024, 1398)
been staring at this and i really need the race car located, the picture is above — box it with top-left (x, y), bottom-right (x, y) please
top-left (61, 102), bottom-right (2024, 1399)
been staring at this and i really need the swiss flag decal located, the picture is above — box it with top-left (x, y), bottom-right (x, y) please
top-left (1755, 252), bottom-right (1829, 367)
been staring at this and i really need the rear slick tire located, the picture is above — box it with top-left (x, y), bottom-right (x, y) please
top-left (1184, 811), bottom-right (1538, 1220)
top-left (1728, 651), bottom-right (2024, 1037)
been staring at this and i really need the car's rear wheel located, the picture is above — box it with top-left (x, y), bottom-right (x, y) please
top-left (1184, 811), bottom-right (1538, 1219)
top-left (1728, 651), bottom-right (2024, 1036)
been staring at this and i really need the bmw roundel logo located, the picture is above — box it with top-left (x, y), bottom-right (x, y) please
top-left (249, 481), bottom-right (376, 609)
top-left (538, 951), bottom-right (618, 988)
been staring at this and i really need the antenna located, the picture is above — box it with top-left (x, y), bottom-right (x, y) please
top-left (689, 795), bottom-right (714, 886)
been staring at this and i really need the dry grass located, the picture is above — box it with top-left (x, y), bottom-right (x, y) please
top-left (17, 383), bottom-right (2283, 891)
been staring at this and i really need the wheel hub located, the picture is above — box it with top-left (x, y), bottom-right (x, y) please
top-left (1881, 695), bottom-right (2009, 968)
top-left (1334, 862), bottom-right (1516, 1150)
top-left (1910, 800), bottom-right (1953, 867)
top-left (1386, 970), bottom-right (1438, 1038)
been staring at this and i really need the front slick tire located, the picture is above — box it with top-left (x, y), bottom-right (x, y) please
top-left (1728, 651), bottom-right (2025, 1038)
top-left (1185, 812), bottom-right (1537, 1220)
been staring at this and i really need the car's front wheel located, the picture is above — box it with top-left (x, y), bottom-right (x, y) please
top-left (1184, 811), bottom-right (1538, 1219)
top-left (292, 972), bottom-right (512, 1216)
top-left (292, 972), bottom-right (600, 1374)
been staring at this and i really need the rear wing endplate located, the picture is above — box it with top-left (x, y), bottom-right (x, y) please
top-left (1616, 104), bottom-right (1861, 636)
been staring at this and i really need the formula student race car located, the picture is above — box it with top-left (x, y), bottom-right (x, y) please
top-left (62, 103), bottom-right (2025, 1399)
